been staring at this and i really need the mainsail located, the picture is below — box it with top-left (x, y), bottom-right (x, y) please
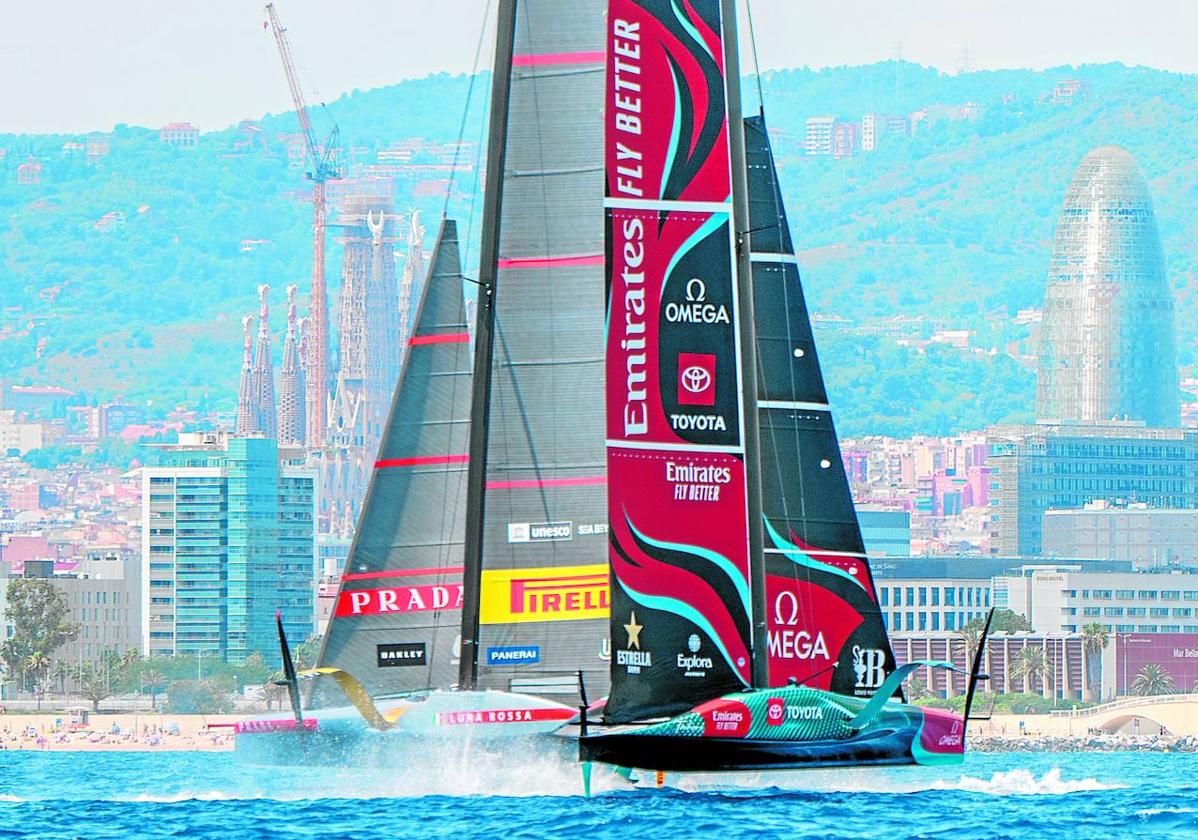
top-left (601, 0), bottom-right (897, 723)
top-left (744, 115), bottom-right (898, 698)
top-left (317, 219), bottom-right (472, 699)
top-left (604, 0), bottom-right (754, 722)
top-left (461, 0), bottom-right (613, 700)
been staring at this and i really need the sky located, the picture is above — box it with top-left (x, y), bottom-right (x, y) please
top-left (1, 0), bottom-right (1196, 134)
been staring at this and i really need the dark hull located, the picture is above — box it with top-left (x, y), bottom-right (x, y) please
top-left (579, 727), bottom-right (916, 773)
top-left (573, 685), bottom-right (966, 773)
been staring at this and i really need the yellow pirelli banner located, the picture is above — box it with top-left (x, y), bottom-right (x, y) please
top-left (479, 563), bottom-right (611, 624)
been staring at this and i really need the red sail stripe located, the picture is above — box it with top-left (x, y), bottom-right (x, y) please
top-left (497, 254), bottom-right (604, 270)
top-left (486, 475), bottom-right (606, 490)
top-left (375, 454), bottom-right (469, 469)
top-left (342, 566), bottom-right (465, 582)
top-left (511, 51), bottom-right (604, 67)
top-left (409, 332), bottom-right (470, 346)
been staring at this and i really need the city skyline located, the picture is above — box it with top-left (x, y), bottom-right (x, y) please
top-left (4, 3), bottom-right (1198, 827)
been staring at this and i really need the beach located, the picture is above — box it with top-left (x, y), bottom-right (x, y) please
top-left (1, 709), bottom-right (1193, 753)
top-left (0, 712), bottom-right (238, 751)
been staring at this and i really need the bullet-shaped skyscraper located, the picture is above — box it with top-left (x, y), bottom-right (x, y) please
top-left (1036, 145), bottom-right (1179, 426)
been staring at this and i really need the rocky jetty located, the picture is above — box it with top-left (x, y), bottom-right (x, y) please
top-left (971, 733), bottom-right (1198, 753)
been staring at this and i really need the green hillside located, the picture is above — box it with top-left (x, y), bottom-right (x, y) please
top-left (2, 62), bottom-right (1195, 437)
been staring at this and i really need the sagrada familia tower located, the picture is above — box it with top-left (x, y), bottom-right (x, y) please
top-left (236, 201), bottom-right (428, 536)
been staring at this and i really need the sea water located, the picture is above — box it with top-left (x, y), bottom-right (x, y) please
top-left (0, 749), bottom-right (1195, 839)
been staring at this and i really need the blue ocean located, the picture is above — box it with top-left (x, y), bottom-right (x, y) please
top-left (1, 750), bottom-right (1194, 839)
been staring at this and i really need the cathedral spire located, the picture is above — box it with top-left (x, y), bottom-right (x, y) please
top-left (235, 314), bottom-right (257, 436)
top-left (252, 284), bottom-right (278, 440)
top-left (278, 284), bottom-right (306, 446)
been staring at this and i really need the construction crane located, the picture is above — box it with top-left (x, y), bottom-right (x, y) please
top-left (265, 2), bottom-right (341, 447)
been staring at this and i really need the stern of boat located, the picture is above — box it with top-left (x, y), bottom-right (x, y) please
top-left (579, 685), bottom-right (965, 772)
top-left (234, 689), bottom-right (576, 766)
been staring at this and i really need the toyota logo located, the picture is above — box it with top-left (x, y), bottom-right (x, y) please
top-left (681, 365), bottom-right (711, 394)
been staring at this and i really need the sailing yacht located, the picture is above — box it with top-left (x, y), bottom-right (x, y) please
top-left (236, 0), bottom-right (615, 764)
top-left (576, 0), bottom-right (989, 774)
top-left (238, 0), bottom-right (990, 774)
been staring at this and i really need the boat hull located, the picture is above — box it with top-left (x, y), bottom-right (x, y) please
top-left (234, 690), bottom-right (576, 766)
top-left (578, 685), bottom-right (966, 773)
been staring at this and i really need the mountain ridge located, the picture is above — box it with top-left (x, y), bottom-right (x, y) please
top-left (2, 61), bottom-right (1195, 437)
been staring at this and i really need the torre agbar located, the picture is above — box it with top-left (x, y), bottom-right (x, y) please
top-left (1036, 145), bottom-right (1180, 426)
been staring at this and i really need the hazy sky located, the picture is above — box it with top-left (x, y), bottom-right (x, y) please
top-left (2, 0), bottom-right (1195, 134)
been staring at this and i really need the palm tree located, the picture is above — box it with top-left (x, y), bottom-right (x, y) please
top-left (1131, 664), bottom-right (1175, 697)
top-left (1010, 645), bottom-right (1049, 696)
top-left (49, 660), bottom-right (72, 695)
top-left (263, 671), bottom-right (287, 712)
top-left (1081, 623), bottom-right (1109, 701)
top-left (953, 624), bottom-right (984, 696)
top-left (956, 625), bottom-right (982, 666)
top-left (142, 669), bottom-right (166, 712)
top-left (24, 652), bottom-right (50, 710)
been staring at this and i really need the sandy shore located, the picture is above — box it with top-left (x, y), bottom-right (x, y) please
top-left (0, 710), bottom-right (1189, 753)
top-left (0, 713), bottom-right (239, 752)
top-left (975, 713), bottom-right (1189, 737)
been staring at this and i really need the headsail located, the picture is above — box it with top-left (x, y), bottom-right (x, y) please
top-left (603, 0), bottom-right (754, 722)
top-left (744, 115), bottom-right (898, 698)
top-left (463, 0), bottom-right (613, 702)
top-left (317, 219), bottom-right (472, 699)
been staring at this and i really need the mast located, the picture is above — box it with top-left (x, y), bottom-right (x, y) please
top-left (458, 0), bottom-right (518, 691)
top-left (720, 0), bottom-right (768, 689)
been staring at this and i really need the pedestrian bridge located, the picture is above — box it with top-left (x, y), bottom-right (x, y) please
top-left (1050, 694), bottom-right (1198, 736)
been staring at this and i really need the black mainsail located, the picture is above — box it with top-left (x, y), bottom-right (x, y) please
top-left (460, 0), bottom-right (612, 702)
top-left (317, 219), bottom-right (472, 699)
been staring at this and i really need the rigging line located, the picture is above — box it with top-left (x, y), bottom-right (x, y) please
top-left (462, 8), bottom-right (495, 281)
top-left (744, 0), bottom-right (765, 117)
top-left (494, 315), bottom-right (553, 524)
top-left (464, 84), bottom-right (491, 280)
top-left (442, 0), bottom-right (495, 222)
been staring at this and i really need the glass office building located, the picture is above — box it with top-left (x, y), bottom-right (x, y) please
top-left (987, 423), bottom-right (1198, 557)
top-left (1036, 146), bottom-right (1179, 426)
top-left (141, 433), bottom-right (316, 663)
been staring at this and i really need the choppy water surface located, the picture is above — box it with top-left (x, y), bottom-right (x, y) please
top-left (1, 748), bottom-right (1195, 839)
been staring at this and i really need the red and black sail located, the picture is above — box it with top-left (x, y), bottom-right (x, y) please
top-left (604, 0), bottom-right (754, 723)
top-left (602, 0), bottom-right (898, 723)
